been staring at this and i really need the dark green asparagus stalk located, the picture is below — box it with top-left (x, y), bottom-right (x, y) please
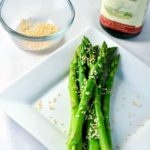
top-left (68, 42), bottom-right (108, 147)
top-left (92, 43), bottom-right (112, 150)
top-left (77, 37), bottom-right (92, 92)
top-left (85, 43), bottom-right (116, 150)
top-left (68, 61), bottom-right (97, 147)
top-left (86, 47), bottom-right (119, 150)
top-left (68, 37), bottom-right (92, 150)
top-left (86, 105), bottom-right (100, 150)
top-left (88, 138), bottom-right (100, 150)
top-left (86, 44), bottom-right (100, 150)
top-left (102, 55), bottom-right (120, 149)
top-left (87, 45), bottom-right (99, 69)
top-left (68, 51), bottom-right (79, 150)
top-left (68, 51), bottom-right (79, 116)
top-left (106, 47), bottom-right (117, 62)
top-left (76, 37), bottom-right (96, 150)
top-left (94, 84), bottom-right (110, 150)
top-left (76, 37), bottom-right (90, 150)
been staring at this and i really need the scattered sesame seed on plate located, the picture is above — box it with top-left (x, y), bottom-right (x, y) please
top-left (61, 123), bottom-right (64, 126)
top-left (34, 100), bottom-right (43, 111)
top-left (53, 98), bottom-right (57, 103)
top-left (63, 130), bottom-right (67, 134)
top-left (49, 105), bottom-right (55, 110)
top-left (132, 100), bottom-right (143, 107)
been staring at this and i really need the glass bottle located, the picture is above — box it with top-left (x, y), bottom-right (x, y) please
top-left (99, 0), bottom-right (149, 38)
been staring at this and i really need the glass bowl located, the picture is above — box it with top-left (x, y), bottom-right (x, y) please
top-left (0, 0), bottom-right (75, 51)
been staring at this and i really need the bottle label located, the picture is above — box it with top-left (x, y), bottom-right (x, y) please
top-left (100, 0), bottom-right (149, 34)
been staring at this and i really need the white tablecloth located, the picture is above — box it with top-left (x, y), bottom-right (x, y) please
top-left (0, 0), bottom-right (150, 149)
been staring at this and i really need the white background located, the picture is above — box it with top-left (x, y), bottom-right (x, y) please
top-left (0, 0), bottom-right (150, 149)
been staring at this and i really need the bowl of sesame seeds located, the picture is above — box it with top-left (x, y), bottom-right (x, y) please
top-left (0, 0), bottom-right (75, 51)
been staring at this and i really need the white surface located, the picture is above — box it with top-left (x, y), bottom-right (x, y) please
top-left (0, 27), bottom-right (150, 150)
top-left (0, 0), bottom-right (150, 150)
top-left (122, 121), bottom-right (150, 150)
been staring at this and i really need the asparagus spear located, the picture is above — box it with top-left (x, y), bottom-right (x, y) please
top-left (77, 37), bottom-right (92, 92)
top-left (68, 52), bottom-right (79, 114)
top-left (68, 51), bottom-right (79, 150)
top-left (92, 43), bottom-right (112, 150)
top-left (86, 44), bottom-right (100, 150)
top-left (102, 55), bottom-right (120, 149)
top-left (76, 37), bottom-right (90, 150)
top-left (94, 84), bottom-right (110, 150)
top-left (69, 42), bottom-right (108, 147)
top-left (86, 44), bottom-right (117, 150)
top-left (88, 44), bottom-right (118, 150)
top-left (88, 138), bottom-right (100, 150)
top-left (68, 37), bottom-right (120, 150)
top-left (77, 38), bottom-right (99, 150)
top-left (68, 37), bottom-right (92, 150)
top-left (87, 45), bottom-right (99, 69)
top-left (86, 105), bottom-right (100, 150)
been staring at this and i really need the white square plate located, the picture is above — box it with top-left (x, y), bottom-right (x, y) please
top-left (0, 27), bottom-right (150, 150)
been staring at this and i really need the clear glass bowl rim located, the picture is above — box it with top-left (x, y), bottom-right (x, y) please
top-left (0, 0), bottom-right (75, 41)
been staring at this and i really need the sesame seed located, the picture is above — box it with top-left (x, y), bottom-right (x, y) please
top-left (53, 98), bottom-right (57, 103)
top-left (34, 100), bottom-right (43, 111)
top-left (90, 75), bottom-right (95, 79)
top-left (116, 145), bottom-right (120, 150)
top-left (98, 85), bottom-right (102, 88)
top-left (80, 106), bottom-right (83, 110)
top-left (132, 100), bottom-right (142, 107)
top-left (138, 123), bottom-right (144, 127)
top-left (75, 91), bottom-right (78, 94)
top-left (49, 105), bottom-right (55, 110)
top-left (85, 91), bottom-right (90, 96)
top-left (63, 130), bottom-right (67, 134)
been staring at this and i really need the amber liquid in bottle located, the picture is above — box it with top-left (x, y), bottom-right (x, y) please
top-left (100, 22), bottom-right (142, 39)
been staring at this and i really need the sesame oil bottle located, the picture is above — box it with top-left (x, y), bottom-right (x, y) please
top-left (100, 0), bottom-right (149, 38)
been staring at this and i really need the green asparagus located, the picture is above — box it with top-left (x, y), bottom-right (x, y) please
top-left (102, 55), bottom-right (120, 148)
top-left (69, 42), bottom-right (108, 147)
top-left (86, 105), bottom-right (100, 150)
top-left (94, 85), bottom-right (110, 150)
top-left (68, 51), bottom-right (79, 150)
top-left (86, 43), bottom-right (100, 150)
top-left (67, 36), bottom-right (120, 150)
